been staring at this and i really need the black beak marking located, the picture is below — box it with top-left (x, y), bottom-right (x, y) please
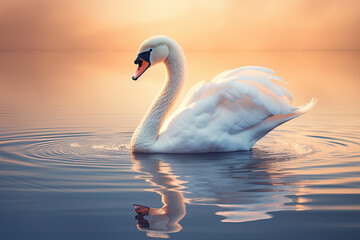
top-left (133, 49), bottom-right (152, 65)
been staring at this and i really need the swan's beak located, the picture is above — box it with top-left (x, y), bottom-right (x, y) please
top-left (132, 58), bottom-right (150, 81)
top-left (132, 49), bottom-right (152, 81)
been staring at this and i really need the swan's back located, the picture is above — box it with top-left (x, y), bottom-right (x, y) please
top-left (153, 66), bottom-right (316, 153)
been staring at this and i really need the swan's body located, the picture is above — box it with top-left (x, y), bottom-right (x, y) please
top-left (131, 36), bottom-right (316, 153)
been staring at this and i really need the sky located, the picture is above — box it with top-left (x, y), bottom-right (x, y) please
top-left (0, 0), bottom-right (359, 115)
top-left (0, 0), bottom-right (359, 50)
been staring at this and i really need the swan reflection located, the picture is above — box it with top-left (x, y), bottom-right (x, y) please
top-left (132, 153), bottom-right (186, 238)
top-left (131, 148), bottom-right (306, 237)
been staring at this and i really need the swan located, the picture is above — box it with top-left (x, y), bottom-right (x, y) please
top-left (130, 36), bottom-right (316, 153)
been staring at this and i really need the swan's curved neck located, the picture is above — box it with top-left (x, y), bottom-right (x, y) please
top-left (131, 46), bottom-right (185, 152)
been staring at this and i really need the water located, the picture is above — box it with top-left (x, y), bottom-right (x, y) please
top-left (0, 51), bottom-right (360, 239)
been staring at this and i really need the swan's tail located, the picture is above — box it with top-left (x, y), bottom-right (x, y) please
top-left (247, 98), bottom-right (318, 146)
top-left (292, 98), bottom-right (318, 115)
top-left (267, 98), bottom-right (318, 125)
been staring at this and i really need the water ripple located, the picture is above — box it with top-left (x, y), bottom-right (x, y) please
top-left (0, 129), bottom-right (134, 193)
top-left (0, 115), bottom-right (359, 224)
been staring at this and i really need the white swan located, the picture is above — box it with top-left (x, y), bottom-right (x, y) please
top-left (130, 36), bottom-right (316, 153)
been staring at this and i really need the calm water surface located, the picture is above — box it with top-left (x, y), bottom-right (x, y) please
top-left (0, 51), bottom-right (360, 239)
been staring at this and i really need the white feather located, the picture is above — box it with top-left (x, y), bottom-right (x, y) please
top-left (154, 66), bottom-right (315, 153)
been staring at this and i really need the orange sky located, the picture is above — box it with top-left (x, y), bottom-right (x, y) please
top-left (0, 0), bottom-right (359, 50)
top-left (0, 0), bottom-right (359, 116)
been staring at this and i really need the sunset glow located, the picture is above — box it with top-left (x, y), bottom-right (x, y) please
top-left (0, 1), bottom-right (359, 239)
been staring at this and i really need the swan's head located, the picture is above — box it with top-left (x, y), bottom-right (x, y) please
top-left (132, 36), bottom-right (172, 80)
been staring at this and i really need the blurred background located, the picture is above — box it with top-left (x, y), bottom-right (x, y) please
top-left (0, 0), bottom-right (359, 118)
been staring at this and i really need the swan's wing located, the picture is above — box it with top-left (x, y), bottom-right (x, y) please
top-left (186, 66), bottom-right (293, 109)
top-left (157, 66), bottom-right (316, 153)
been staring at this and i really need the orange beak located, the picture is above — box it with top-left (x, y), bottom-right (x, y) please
top-left (132, 59), bottom-right (150, 80)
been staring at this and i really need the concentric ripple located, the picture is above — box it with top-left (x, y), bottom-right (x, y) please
top-left (0, 127), bottom-right (136, 193)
